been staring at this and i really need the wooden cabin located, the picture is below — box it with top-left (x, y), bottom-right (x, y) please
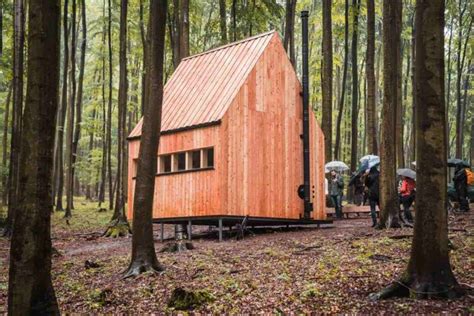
top-left (127, 31), bottom-right (327, 229)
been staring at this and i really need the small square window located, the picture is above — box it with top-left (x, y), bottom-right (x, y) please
top-left (191, 150), bottom-right (201, 169)
top-left (160, 155), bottom-right (171, 173)
top-left (203, 148), bottom-right (214, 168)
top-left (176, 152), bottom-right (186, 171)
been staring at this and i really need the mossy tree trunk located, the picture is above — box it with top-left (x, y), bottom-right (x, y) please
top-left (366, 0), bottom-right (377, 155)
top-left (378, 0), bottom-right (401, 229)
top-left (322, 0), bottom-right (333, 162)
top-left (125, 0), bottom-right (167, 278)
top-left (371, 0), bottom-right (464, 300)
top-left (8, 0), bottom-right (61, 312)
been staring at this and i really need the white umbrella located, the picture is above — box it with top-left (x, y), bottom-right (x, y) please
top-left (325, 161), bottom-right (349, 172)
top-left (360, 155), bottom-right (380, 169)
top-left (397, 168), bottom-right (416, 180)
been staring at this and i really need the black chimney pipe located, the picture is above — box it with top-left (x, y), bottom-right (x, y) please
top-left (301, 10), bottom-right (312, 218)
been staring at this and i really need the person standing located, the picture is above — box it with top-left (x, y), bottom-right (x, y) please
top-left (365, 166), bottom-right (380, 227)
top-left (329, 170), bottom-right (344, 219)
top-left (399, 176), bottom-right (416, 222)
top-left (453, 165), bottom-right (469, 212)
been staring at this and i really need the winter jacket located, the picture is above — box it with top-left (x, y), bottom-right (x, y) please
top-left (365, 168), bottom-right (380, 200)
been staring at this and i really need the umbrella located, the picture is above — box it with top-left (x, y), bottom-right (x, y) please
top-left (447, 158), bottom-right (470, 168)
top-left (397, 168), bottom-right (416, 180)
top-left (360, 155), bottom-right (380, 169)
top-left (325, 161), bottom-right (349, 172)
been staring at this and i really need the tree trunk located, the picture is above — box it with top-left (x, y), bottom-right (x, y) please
top-left (70, 0), bottom-right (86, 208)
top-left (106, 0), bottom-right (130, 238)
top-left (350, 0), bottom-right (360, 174)
top-left (107, 0), bottom-right (114, 210)
top-left (5, 0), bottom-right (25, 236)
top-left (334, 0), bottom-right (349, 160)
top-left (7, 0), bottom-right (61, 312)
top-left (445, 14), bottom-right (453, 155)
top-left (65, 0), bottom-right (78, 218)
top-left (170, 0), bottom-right (179, 68)
top-left (125, 0), bottom-right (167, 278)
top-left (455, 1), bottom-right (467, 158)
top-left (366, 0), bottom-right (377, 155)
top-left (98, 0), bottom-right (107, 209)
top-left (1, 84), bottom-right (12, 205)
top-left (231, 0), bottom-right (237, 41)
top-left (371, 0), bottom-right (464, 299)
top-left (395, 9), bottom-right (404, 168)
top-left (139, 0), bottom-right (147, 116)
top-left (321, 0), bottom-right (333, 162)
top-left (219, 0), bottom-right (227, 44)
top-left (178, 0), bottom-right (189, 60)
top-left (378, 0), bottom-right (401, 229)
top-left (283, 0), bottom-right (296, 67)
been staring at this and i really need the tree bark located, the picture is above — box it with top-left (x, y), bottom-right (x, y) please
top-left (7, 0), bottom-right (61, 312)
top-left (283, 0), bottom-right (296, 67)
top-left (219, 0), bottom-right (227, 44)
top-left (366, 0), bottom-right (377, 155)
top-left (371, 0), bottom-right (464, 299)
top-left (231, 0), bottom-right (237, 41)
top-left (65, 0), bottom-right (78, 218)
top-left (350, 0), bottom-right (360, 174)
top-left (379, 0), bottom-right (401, 228)
top-left (395, 6), bottom-right (404, 168)
top-left (125, 0), bottom-right (167, 278)
top-left (5, 0), bottom-right (25, 236)
top-left (321, 0), bottom-right (333, 162)
top-left (98, 0), bottom-right (107, 209)
top-left (178, 0), bottom-right (189, 60)
top-left (334, 0), bottom-right (349, 160)
top-left (1, 84), bottom-right (11, 205)
top-left (107, 0), bottom-right (114, 210)
top-left (107, 0), bottom-right (130, 238)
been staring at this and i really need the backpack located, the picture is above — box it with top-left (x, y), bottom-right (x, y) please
top-left (465, 168), bottom-right (474, 185)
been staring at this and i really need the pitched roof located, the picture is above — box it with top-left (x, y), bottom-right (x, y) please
top-left (128, 30), bottom-right (276, 138)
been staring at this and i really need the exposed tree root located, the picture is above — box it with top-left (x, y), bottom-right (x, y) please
top-left (103, 218), bottom-right (131, 238)
top-left (369, 277), bottom-right (465, 301)
top-left (122, 260), bottom-right (165, 279)
top-left (160, 241), bottom-right (194, 253)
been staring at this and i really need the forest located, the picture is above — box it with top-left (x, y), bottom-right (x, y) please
top-left (0, 0), bottom-right (473, 314)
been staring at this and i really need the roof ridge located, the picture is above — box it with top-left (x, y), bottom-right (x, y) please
top-left (182, 30), bottom-right (276, 62)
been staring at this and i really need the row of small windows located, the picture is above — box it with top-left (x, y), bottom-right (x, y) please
top-left (159, 147), bottom-right (214, 174)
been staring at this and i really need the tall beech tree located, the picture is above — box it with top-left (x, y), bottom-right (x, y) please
top-left (366, 0), bottom-right (377, 154)
top-left (283, 0), bottom-right (297, 67)
top-left (7, 0), bottom-right (61, 312)
top-left (321, 0), bottom-right (332, 162)
top-left (379, 0), bottom-right (401, 228)
top-left (106, 0), bottom-right (130, 238)
top-left (4, 0), bottom-right (25, 236)
top-left (371, 0), bottom-right (464, 299)
top-left (334, 0), bottom-right (349, 160)
top-left (1, 84), bottom-right (11, 205)
top-left (219, 0), bottom-right (227, 44)
top-left (350, 0), bottom-right (360, 174)
top-left (125, 0), bottom-right (167, 277)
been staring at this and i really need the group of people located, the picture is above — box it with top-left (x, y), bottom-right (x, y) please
top-left (328, 167), bottom-right (416, 227)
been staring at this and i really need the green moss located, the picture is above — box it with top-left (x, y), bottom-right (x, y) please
top-left (167, 287), bottom-right (215, 310)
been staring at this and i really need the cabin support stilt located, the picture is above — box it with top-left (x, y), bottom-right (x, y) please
top-left (160, 223), bottom-right (164, 242)
top-left (187, 220), bottom-right (192, 240)
top-left (218, 219), bottom-right (223, 242)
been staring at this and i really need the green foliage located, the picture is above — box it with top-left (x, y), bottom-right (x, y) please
top-left (167, 287), bottom-right (215, 310)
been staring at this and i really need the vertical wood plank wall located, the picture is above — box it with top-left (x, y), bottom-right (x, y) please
top-left (127, 34), bottom-right (326, 221)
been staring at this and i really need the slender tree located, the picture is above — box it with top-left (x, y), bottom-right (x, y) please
top-left (349, 0), bottom-right (360, 202)
top-left (106, 0), bottom-right (130, 237)
top-left (55, 0), bottom-right (70, 212)
top-left (283, 0), bottom-right (297, 67)
top-left (366, 0), bottom-right (377, 154)
top-left (219, 0), bottom-right (227, 44)
top-left (4, 0), bottom-right (25, 236)
top-left (8, 0), bottom-right (61, 312)
top-left (321, 0), bottom-right (333, 162)
top-left (65, 0), bottom-right (78, 218)
top-left (179, 0), bottom-right (189, 59)
top-left (125, 0), bottom-right (167, 277)
top-left (378, 0), bottom-right (402, 228)
top-left (334, 0), bottom-right (349, 160)
top-left (1, 84), bottom-right (11, 205)
top-left (371, 0), bottom-right (464, 299)
top-left (107, 0), bottom-right (114, 210)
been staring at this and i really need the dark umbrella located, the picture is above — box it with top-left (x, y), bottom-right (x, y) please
top-left (447, 158), bottom-right (470, 168)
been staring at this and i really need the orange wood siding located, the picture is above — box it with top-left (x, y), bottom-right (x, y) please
top-left (127, 33), bottom-right (326, 221)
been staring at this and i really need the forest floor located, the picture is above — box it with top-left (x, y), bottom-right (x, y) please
top-left (0, 199), bottom-right (473, 314)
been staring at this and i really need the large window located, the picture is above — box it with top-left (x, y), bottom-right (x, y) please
top-left (157, 147), bottom-right (215, 175)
